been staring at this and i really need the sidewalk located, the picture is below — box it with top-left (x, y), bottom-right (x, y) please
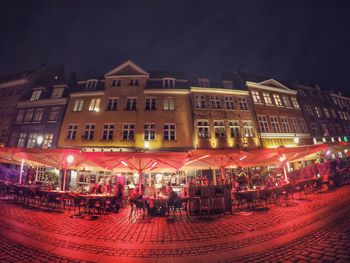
top-left (1, 186), bottom-right (350, 262)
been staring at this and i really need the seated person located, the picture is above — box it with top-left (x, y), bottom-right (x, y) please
top-left (88, 181), bottom-right (98, 194)
top-left (101, 182), bottom-right (108, 194)
top-left (167, 187), bottom-right (180, 204)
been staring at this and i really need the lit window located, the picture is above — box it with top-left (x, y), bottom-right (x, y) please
top-left (229, 121), bottom-right (240, 138)
top-left (73, 99), bottom-right (84, 112)
top-left (273, 94), bottom-right (282, 106)
top-left (66, 124), bottom-right (78, 140)
top-left (145, 97), bottom-right (156, 110)
top-left (270, 116), bottom-right (280, 132)
top-left (17, 133), bottom-right (27, 147)
top-left (30, 90), bottom-right (42, 101)
top-left (197, 120), bottom-right (210, 138)
top-left (51, 88), bottom-right (64, 99)
top-left (33, 108), bottom-right (44, 123)
top-left (214, 120), bottom-right (226, 138)
top-left (280, 117), bottom-right (290, 133)
top-left (102, 124), bottom-right (115, 140)
top-left (163, 78), bottom-right (175, 88)
top-left (122, 123), bottom-right (135, 140)
top-left (198, 78), bottom-right (209, 87)
top-left (48, 107), bottom-right (60, 121)
top-left (27, 133), bottom-right (37, 148)
top-left (112, 79), bottom-right (121, 87)
top-left (106, 97), bottom-right (118, 111)
top-left (289, 118), bottom-right (299, 133)
top-left (43, 134), bottom-right (53, 149)
top-left (129, 79), bottom-right (139, 86)
top-left (210, 96), bottom-right (221, 109)
top-left (291, 97), bottom-right (300, 109)
top-left (163, 124), bottom-right (176, 141)
top-left (85, 80), bottom-right (97, 90)
top-left (299, 119), bottom-right (308, 133)
top-left (144, 124), bottom-right (156, 140)
top-left (24, 109), bottom-right (34, 122)
top-left (323, 108), bottom-right (330, 118)
top-left (242, 121), bottom-right (254, 137)
top-left (195, 95), bottom-right (206, 109)
top-left (238, 97), bottom-right (248, 110)
top-left (251, 91), bottom-right (262, 104)
top-left (89, 98), bottom-right (100, 112)
top-left (315, 107), bottom-right (322, 118)
top-left (282, 96), bottom-right (292, 107)
top-left (16, 110), bottom-right (25, 122)
top-left (338, 111), bottom-right (344, 120)
top-left (224, 96), bottom-right (235, 109)
top-left (83, 124), bottom-right (95, 140)
top-left (263, 92), bottom-right (272, 105)
top-left (125, 97), bottom-right (137, 110)
top-left (258, 116), bottom-right (269, 133)
top-left (163, 97), bottom-right (175, 110)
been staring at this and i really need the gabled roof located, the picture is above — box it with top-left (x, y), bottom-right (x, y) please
top-left (105, 60), bottom-right (149, 77)
top-left (258, 79), bottom-right (290, 90)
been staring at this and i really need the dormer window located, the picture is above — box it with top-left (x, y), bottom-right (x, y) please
top-left (85, 80), bottom-right (98, 90)
top-left (129, 79), bottom-right (139, 86)
top-left (51, 87), bottom-right (64, 99)
top-left (112, 79), bottom-right (121, 87)
top-left (30, 89), bottom-right (42, 101)
top-left (163, 78), bottom-right (175, 88)
top-left (198, 78), bottom-right (210, 87)
top-left (223, 80), bottom-right (233, 89)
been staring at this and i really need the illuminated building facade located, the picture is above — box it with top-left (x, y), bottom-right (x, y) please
top-left (224, 73), bottom-right (312, 148)
top-left (191, 79), bottom-right (260, 150)
top-left (57, 61), bottom-right (193, 151)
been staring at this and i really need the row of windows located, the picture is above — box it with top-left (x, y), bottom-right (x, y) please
top-left (194, 95), bottom-right (248, 110)
top-left (17, 133), bottom-right (54, 148)
top-left (16, 107), bottom-right (61, 123)
top-left (66, 123), bottom-right (176, 141)
top-left (257, 116), bottom-right (308, 133)
top-left (29, 87), bottom-right (64, 101)
top-left (304, 106), bottom-right (350, 120)
top-left (332, 96), bottom-right (350, 110)
top-left (251, 91), bottom-right (300, 109)
top-left (73, 97), bottom-right (175, 112)
top-left (197, 120), bottom-right (254, 139)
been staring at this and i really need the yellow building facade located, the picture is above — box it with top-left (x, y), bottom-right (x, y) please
top-left (191, 86), bottom-right (260, 149)
top-left (58, 61), bottom-right (193, 151)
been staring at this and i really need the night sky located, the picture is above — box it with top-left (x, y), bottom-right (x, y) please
top-left (1, 0), bottom-right (349, 94)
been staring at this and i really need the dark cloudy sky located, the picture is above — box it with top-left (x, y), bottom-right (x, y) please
top-left (1, 0), bottom-right (349, 94)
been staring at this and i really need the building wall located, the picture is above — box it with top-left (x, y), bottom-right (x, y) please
top-left (58, 72), bottom-right (193, 150)
top-left (191, 87), bottom-right (260, 149)
top-left (246, 81), bottom-right (312, 148)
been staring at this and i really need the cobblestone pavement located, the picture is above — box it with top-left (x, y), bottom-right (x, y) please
top-left (0, 186), bottom-right (350, 262)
